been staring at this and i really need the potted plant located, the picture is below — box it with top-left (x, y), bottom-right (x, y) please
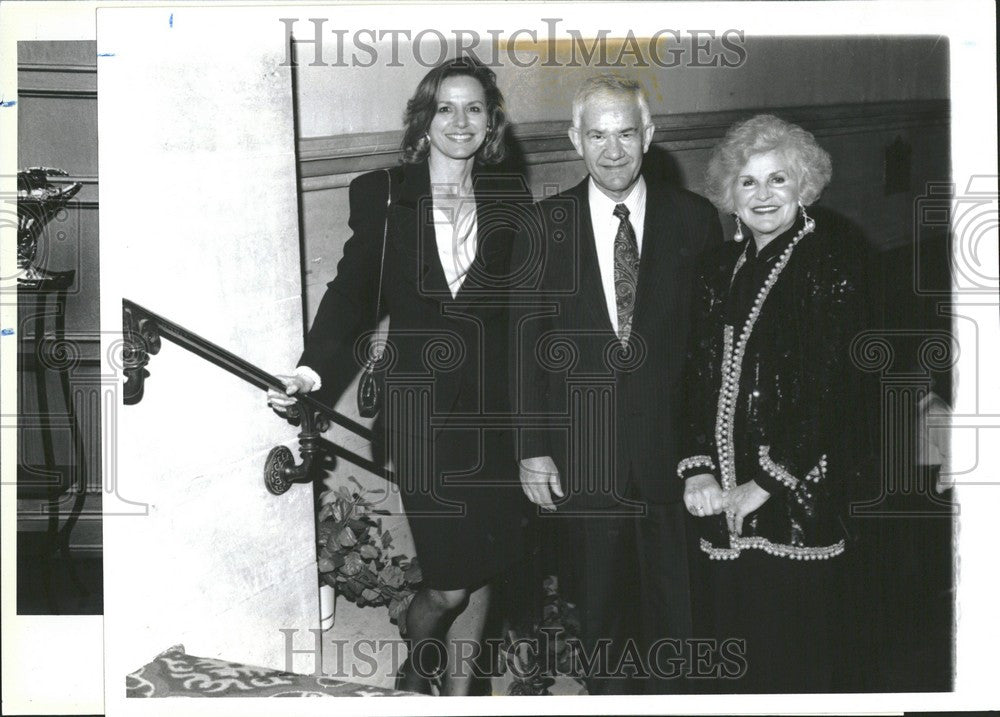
top-left (316, 476), bottom-right (422, 635)
top-left (315, 478), bottom-right (585, 695)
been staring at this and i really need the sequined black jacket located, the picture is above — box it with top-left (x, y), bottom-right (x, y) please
top-left (678, 210), bottom-right (868, 560)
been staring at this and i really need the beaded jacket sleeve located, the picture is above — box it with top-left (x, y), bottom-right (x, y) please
top-left (678, 212), bottom-right (868, 558)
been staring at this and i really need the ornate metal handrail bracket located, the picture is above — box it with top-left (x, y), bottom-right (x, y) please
top-left (122, 299), bottom-right (373, 496)
top-left (122, 304), bottom-right (161, 405)
top-left (263, 405), bottom-right (332, 496)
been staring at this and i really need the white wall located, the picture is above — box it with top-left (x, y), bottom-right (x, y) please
top-left (98, 6), bottom-right (319, 684)
top-left (295, 35), bottom-right (949, 136)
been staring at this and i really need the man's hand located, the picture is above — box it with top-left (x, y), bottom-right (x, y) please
top-left (723, 480), bottom-right (770, 535)
top-left (684, 473), bottom-right (725, 517)
top-left (519, 456), bottom-right (564, 511)
top-left (266, 373), bottom-right (315, 415)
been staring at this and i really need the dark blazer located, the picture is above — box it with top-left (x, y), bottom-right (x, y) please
top-left (300, 160), bottom-right (532, 440)
top-left (678, 209), bottom-right (869, 558)
top-left (511, 175), bottom-right (723, 510)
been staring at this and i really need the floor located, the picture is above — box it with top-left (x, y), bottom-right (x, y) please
top-left (12, 496), bottom-right (954, 693)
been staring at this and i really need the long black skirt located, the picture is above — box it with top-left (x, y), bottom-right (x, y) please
top-left (696, 548), bottom-right (845, 693)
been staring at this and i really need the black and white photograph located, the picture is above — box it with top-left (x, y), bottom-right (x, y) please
top-left (11, 40), bottom-right (103, 619)
top-left (1, 2), bottom-right (997, 715)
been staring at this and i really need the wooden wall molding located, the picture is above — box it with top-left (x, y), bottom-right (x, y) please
top-left (18, 333), bottom-right (103, 368)
top-left (17, 88), bottom-right (98, 100)
top-left (18, 59), bottom-right (97, 99)
top-left (18, 62), bottom-right (97, 74)
top-left (298, 99), bottom-right (949, 192)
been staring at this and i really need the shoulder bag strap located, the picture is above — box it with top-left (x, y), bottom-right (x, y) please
top-left (371, 169), bottom-right (392, 360)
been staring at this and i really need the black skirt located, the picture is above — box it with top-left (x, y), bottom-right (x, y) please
top-left (696, 549), bottom-right (844, 693)
top-left (390, 426), bottom-right (526, 591)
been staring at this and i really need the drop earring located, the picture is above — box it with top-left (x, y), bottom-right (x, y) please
top-left (733, 215), bottom-right (745, 242)
top-left (799, 201), bottom-right (815, 231)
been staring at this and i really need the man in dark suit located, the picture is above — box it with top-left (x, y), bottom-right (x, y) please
top-left (510, 75), bottom-right (722, 694)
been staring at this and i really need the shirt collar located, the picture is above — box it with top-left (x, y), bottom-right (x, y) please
top-left (588, 175), bottom-right (647, 221)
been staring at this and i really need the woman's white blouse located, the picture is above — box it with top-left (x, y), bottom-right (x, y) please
top-left (432, 203), bottom-right (478, 298)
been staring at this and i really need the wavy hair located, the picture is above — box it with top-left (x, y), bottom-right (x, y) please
top-left (401, 56), bottom-right (508, 165)
top-left (704, 114), bottom-right (832, 213)
top-left (571, 74), bottom-right (652, 129)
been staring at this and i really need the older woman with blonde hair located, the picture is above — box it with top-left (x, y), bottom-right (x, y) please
top-left (678, 114), bottom-right (868, 692)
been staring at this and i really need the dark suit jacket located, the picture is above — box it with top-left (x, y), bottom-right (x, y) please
top-left (299, 160), bottom-right (532, 442)
top-left (511, 175), bottom-right (722, 510)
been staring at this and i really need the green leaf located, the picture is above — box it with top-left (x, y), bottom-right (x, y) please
top-left (403, 560), bottom-right (422, 585)
top-left (341, 552), bottom-right (364, 576)
top-left (339, 581), bottom-right (359, 600)
top-left (387, 597), bottom-right (403, 620)
top-left (317, 502), bottom-right (335, 522)
top-left (317, 556), bottom-right (337, 573)
top-left (378, 564), bottom-right (405, 589)
top-left (388, 592), bottom-right (414, 628)
top-left (361, 587), bottom-right (381, 603)
top-left (347, 518), bottom-right (370, 535)
top-left (381, 531), bottom-right (393, 549)
top-left (358, 544), bottom-right (379, 560)
top-left (336, 527), bottom-right (357, 548)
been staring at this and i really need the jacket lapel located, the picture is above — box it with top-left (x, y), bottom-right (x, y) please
top-left (391, 161), bottom-right (451, 298)
top-left (633, 179), bottom-right (679, 328)
top-left (569, 178), bottom-right (616, 335)
top-left (454, 171), bottom-right (509, 299)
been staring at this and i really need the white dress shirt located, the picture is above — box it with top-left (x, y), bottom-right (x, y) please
top-left (588, 176), bottom-right (647, 334)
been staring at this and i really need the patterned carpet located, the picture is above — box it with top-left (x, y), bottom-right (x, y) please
top-left (127, 644), bottom-right (412, 697)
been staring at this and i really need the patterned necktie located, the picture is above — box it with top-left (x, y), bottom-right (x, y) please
top-left (613, 203), bottom-right (640, 345)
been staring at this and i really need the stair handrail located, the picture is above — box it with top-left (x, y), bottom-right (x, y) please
top-left (122, 298), bottom-right (388, 494)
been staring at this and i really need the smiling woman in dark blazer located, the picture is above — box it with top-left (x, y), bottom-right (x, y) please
top-left (269, 56), bottom-right (530, 695)
top-left (679, 114), bottom-right (868, 692)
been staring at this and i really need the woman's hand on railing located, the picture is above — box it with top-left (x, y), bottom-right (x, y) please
top-left (267, 373), bottom-right (316, 415)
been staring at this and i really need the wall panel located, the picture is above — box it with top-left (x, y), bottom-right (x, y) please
top-left (16, 41), bottom-right (102, 560)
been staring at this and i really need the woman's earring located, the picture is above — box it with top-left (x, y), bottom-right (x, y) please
top-left (733, 215), bottom-right (744, 242)
top-left (799, 201), bottom-right (815, 231)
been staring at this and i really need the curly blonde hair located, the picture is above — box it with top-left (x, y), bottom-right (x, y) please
top-left (705, 114), bottom-right (832, 213)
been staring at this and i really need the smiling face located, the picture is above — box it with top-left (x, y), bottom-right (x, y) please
top-left (426, 74), bottom-right (488, 162)
top-left (569, 90), bottom-right (654, 201)
top-left (732, 149), bottom-right (802, 246)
